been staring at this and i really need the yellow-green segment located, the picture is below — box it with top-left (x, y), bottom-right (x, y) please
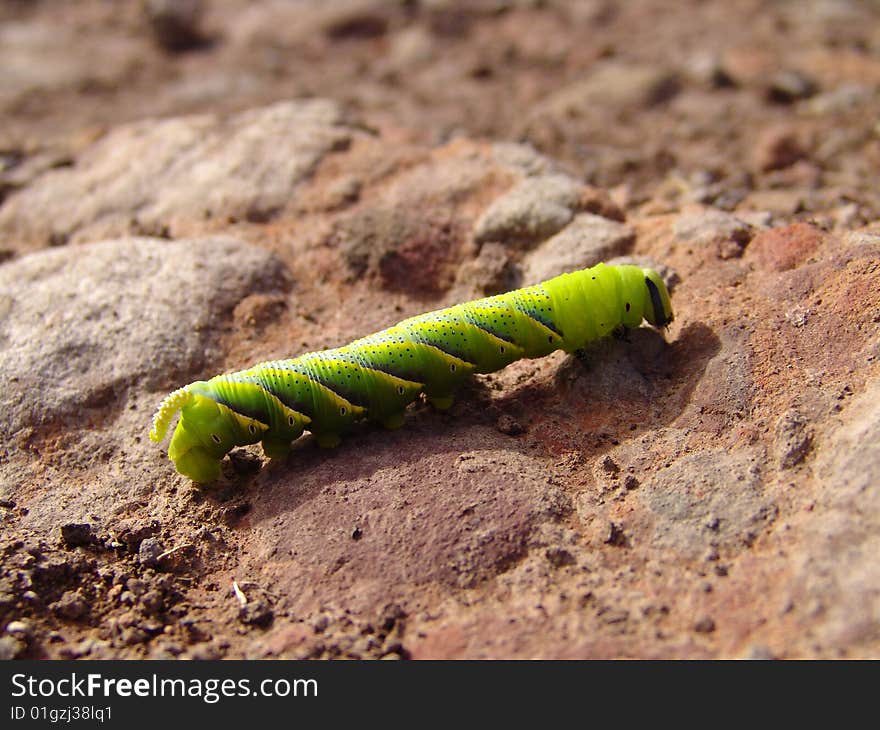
top-left (149, 263), bottom-right (674, 482)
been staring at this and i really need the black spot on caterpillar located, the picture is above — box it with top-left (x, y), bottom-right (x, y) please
top-left (150, 262), bottom-right (674, 482)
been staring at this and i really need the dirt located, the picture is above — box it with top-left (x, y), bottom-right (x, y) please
top-left (1, 0), bottom-right (879, 659)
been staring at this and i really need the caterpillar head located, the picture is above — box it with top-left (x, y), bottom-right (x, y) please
top-left (642, 269), bottom-right (674, 328)
top-left (150, 384), bottom-right (268, 483)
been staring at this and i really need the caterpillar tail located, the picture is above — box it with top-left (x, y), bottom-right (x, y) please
top-left (149, 383), bottom-right (269, 483)
top-left (149, 387), bottom-right (192, 443)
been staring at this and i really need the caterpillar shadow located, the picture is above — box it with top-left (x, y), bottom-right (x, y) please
top-left (497, 320), bottom-right (721, 452)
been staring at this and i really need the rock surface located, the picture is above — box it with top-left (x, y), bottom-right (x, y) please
top-left (0, 0), bottom-right (879, 661)
top-left (0, 236), bottom-right (286, 438)
top-left (0, 100), bottom-right (358, 251)
top-left (792, 380), bottom-right (880, 654)
top-left (473, 174), bottom-right (584, 248)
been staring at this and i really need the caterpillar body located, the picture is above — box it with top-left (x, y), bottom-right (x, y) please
top-left (150, 262), bottom-right (674, 482)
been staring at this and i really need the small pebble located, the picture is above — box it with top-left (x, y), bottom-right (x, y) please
top-left (604, 522), bottom-right (627, 547)
top-left (545, 547), bottom-right (576, 568)
top-left (622, 474), bottom-right (639, 490)
top-left (496, 414), bottom-right (525, 436)
top-left (766, 70), bottom-right (817, 104)
top-left (239, 599), bottom-right (273, 629)
top-left (51, 591), bottom-right (89, 621)
top-left (138, 537), bottom-right (163, 568)
top-left (60, 523), bottom-right (94, 548)
top-left (775, 409), bottom-right (812, 469)
top-left (5, 620), bottom-right (31, 639)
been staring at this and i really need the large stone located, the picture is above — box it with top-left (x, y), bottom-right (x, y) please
top-left (522, 213), bottom-right (635, 284)
top-left (672, 208), bottom-right (753, 259)
top-left (473, 174), bottom-right (583, 248)
top-left (0, 236), bottom-right (287, 439)
top-left (0, 100), bottom-right (357, 250)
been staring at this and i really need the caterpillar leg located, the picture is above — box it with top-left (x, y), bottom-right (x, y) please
top-left (171, 446), bottom-right (222, 484)
top-left (427, 395), bottom-right (455, 411)
top-left (381, 412), bottom-right (406, 430)
top-left (262, 438), bottom-right (292, 460)
top-left (315, 432), bottom-right (342, 448)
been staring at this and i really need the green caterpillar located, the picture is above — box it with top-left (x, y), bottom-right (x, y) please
top-left (150, 262), bottom-right (674, 482)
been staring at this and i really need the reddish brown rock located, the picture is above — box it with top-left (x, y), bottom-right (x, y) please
top-left (332, 204), bottom-right (466, 296)
top-left (749, 223), bottom-right (823, 272)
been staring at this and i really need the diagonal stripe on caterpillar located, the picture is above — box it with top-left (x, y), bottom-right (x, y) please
top-left (149, 262), bottom-right (674, 482)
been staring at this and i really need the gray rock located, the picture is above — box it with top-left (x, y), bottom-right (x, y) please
top-left (60, 523), bottom-right (95, 548)
top-left (519, 64), bottom-right (680, 146)
top-left (753, 126), bottom-right (808, 173)
top-left (385, 26), bottom-right (435, 69)
top-left (50, 590), bottom-right (89, 620)
top-left (4, 620), bottom-right (32, 639)
top-left (0, 19), bottom-right (141, 104)
top-left (639, 449), bottom-right (777, 560)
top-left (673, 209), bottom-right (753, 258)
top-left (0, 100), bottom-right (357, 248)
top-left (0, 236), bottom-right (287, 438)
top-left (495, 414), bottom-right (525, 436)
top-left (522, 213), bottom-right (635, 285)
top-left (685, 52), bottom-right (736, 88)
top-left (323, 175), bottom-right (362, 209)
top-left (473, 174), bottom-right (583, 247)
top-left (844, 231), bottom-right (880, 249)
top-left (737, 211), bottom-right (775, 229)
top-left (743, 644), bottom-right (776, 660)
top-left (321, 1), bottom-right (390, 39)
top-left (138, 537), bottom-right (163, 569)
